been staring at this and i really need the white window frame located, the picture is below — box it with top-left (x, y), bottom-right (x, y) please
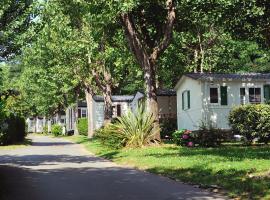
top-left (240, 88), bottom-right (246, 105)
top-left (209, 87), bottom-right (219, 105)
top-left (81, 108), bottom-right (88, 118)
top-left (182, 90), bottom-right (190, 110)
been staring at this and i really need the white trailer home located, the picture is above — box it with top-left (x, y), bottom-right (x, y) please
top-left (66, 101), bottom-right (88, 132)
top-left (65, 89), bottom-right (177, 135)
top-left (175, 73), bottom-right (270, 131)
top-left (26, 117), bottom-right (47, 133)
top-left (90, 95), bottom-right (134, 130)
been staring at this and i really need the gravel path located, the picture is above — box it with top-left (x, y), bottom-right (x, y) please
top-left (0, 135), bottom-right (228, 200)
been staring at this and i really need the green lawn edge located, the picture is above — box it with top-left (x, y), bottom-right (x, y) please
top-left (66, 135), bottom-right (270, 199)
top-left (0, 138), bottom-right (32, 150)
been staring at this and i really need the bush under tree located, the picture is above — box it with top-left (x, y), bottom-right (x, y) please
top-left (229, 104), bottom-right (270, 144)
top-left (0, 113), bottom-right (27, 145)
top-left (95, 105), bottom-right (159, 148)
top-left (51, 124), bottom-right (62, 136)
top-left (78, 118), bottom-right (88, 136)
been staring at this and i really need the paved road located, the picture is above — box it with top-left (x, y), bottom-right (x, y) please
top-left (0, 135), bottom-right (227, 200)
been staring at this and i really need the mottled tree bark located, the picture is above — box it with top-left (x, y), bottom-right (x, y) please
top-left (120, 0), bottom-right (176, 140)
top-left (92, 67), bottom-right (113, 125)
top-left (85, 86), bottom-right (95, 138)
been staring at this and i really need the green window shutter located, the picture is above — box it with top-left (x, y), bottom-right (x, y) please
top-left (220, 86), bottom-right (228, 105)
top-left (264, 85), bottom-right (270, 102)
top-left (187, 91), bottom-right (190, 109)
top-left (182, 92), bottom-right (184, 110)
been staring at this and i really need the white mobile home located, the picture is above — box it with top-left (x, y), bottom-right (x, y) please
top-left (66, 101), bottom-right (88, 132)
top-left (90, 95), bottom-right (134, 130)
top-left (26, 117), bottom-right (47, 133)
top-left (175, 73), bottom-right (270, 131)
top-left (65, 89), bottom-right (177, 135)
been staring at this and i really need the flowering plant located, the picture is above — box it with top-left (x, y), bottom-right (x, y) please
top-left (172, 129), bottom-right (194, 147)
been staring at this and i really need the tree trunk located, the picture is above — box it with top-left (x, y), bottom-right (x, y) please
top-left (120, 0), bottom-right (176, 142)
top-left (92, 66), bottom-right (113, 125)
top-left (85, 87), bottom-right (94, 138)
top-left (103, 70), bottom-right (113, 125)
top-left (194, 49), bottom-right (198, 73)
top-left (144, 61), bottom-right (160, 141)
top-left (73, 98), bottom-right (79, 135)
top-left (56, 112), bottom-right (61, 125)
top-left (48, 118), bottom-right (52, 133)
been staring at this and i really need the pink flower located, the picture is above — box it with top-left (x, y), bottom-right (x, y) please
top-left (182, 134), bottom-right (189, 139)
top-left (187, 142), bottom-right (194, 147)
top-left (185, 130), bottom-right (192, 134)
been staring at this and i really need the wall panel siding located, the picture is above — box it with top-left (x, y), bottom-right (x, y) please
top-left (177, 77), bottom-right (203, 130)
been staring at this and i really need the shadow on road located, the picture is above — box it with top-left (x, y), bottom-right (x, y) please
top-left (0, 164), bottom-right (225, 200)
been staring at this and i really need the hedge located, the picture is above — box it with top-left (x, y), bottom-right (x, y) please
top-left (229, 104), bottom-right (270, 144)
top-left (78, 118), bottom-right (88, 136)
top-left (0, 113), bottom-right (27, 145)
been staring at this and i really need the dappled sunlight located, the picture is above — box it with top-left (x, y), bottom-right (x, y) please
top-left (0, 135), bottom-right (227, 200)
top-left (86, 141), bottom-right (269, 199)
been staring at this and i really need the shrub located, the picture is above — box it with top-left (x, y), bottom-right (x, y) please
top-left (172, 129), bottom-right (194, 147)
top-left (78, 118), bottom-right (88, 136)
top-left (95, 105), bottom-right (159, 148)
top-left (173, 124), bottom-right (231, 147)
top-left (192, 125), bottom-right (227, 147)
top-left (160, 118), bottom-right (177, 139)
top-left (43, 125), bottom-right (49, 134)
top-left (95, 123), bottom-right (125, 149)
top-left (0, 113), bottom-right (26, 145)
top-left (229, 104), bottom-right (270, 144)
top-left (51, 124), bottom-right (62, 136)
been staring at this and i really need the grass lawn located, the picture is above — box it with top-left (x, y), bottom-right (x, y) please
top-left (0, 139), bottom-right (32, 150)
top-left (68, 135), bottom-right (270, 200)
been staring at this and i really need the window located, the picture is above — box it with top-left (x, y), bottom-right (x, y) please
top-left (220, 86), bottom-right (228, 105)
top-left (240, 88), bottom-right (246, 105)
top-left (264, 85), bottom-right (270, 102)
top-left (249, 88), bottom-right (261, 104)
top-left (210, 88), bottom-right (218, 103)
top-left (182, 90), bottom-right (190, 110)
top-left (117, 105), bottom-right (121, 117)
top-left (81, 109), bottom-right (87, 118)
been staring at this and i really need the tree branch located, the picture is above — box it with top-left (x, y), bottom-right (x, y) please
top-left (92, 67), bottom-right (106, 92)
top-left (120, 13), bottom-right (149, 68)
top-left (151, 0), bottom-right (176, 62)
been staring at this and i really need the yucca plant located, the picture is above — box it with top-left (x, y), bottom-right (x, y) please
top-left (110, 104), bottom-right (160, 148)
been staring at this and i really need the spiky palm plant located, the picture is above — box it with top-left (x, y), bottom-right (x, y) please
top-left (110, 105), bottom-right (160, 148)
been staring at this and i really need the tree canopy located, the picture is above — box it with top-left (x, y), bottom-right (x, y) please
top-left (0, 0), bottom-right (269, 138)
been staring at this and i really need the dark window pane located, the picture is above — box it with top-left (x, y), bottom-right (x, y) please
top-left (249, 88), bottom-right (261, 103)
top-left (220, 86), bottom-right (228, 105)
top-left (117, 105), bottom-right (121, 116)
top-left (240, 88), bottom-right (245, 96)
top-left (210, 88), bottom-right (218, 103)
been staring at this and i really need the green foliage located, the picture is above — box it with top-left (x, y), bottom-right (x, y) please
top-left (43, 125), bottom-right (48, 135)
top-left (160, 118), bottom-right (177, 139)
top-left (192, 125), bottom-right (230, 147)
top-left (95, 105), bottom-right (159, 148)
top-left (74, 135), bottom-right (270, 200)
top-left (0, 113), bottom-right (26, 145)
top-left (114, 105), bottom-right (159, 148)
top-left (173, 125), bottom-right (231, 147)
top-left (229, 104), bottom-right (270, 144)
top-left (172, 129), bottom-right (186, 146)
top-left (77, 118), bottom-right (88, 136)
top-left (95, 123), bottom-right (125, 149)
top-left (51, 124), bottom-right (62, 136)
